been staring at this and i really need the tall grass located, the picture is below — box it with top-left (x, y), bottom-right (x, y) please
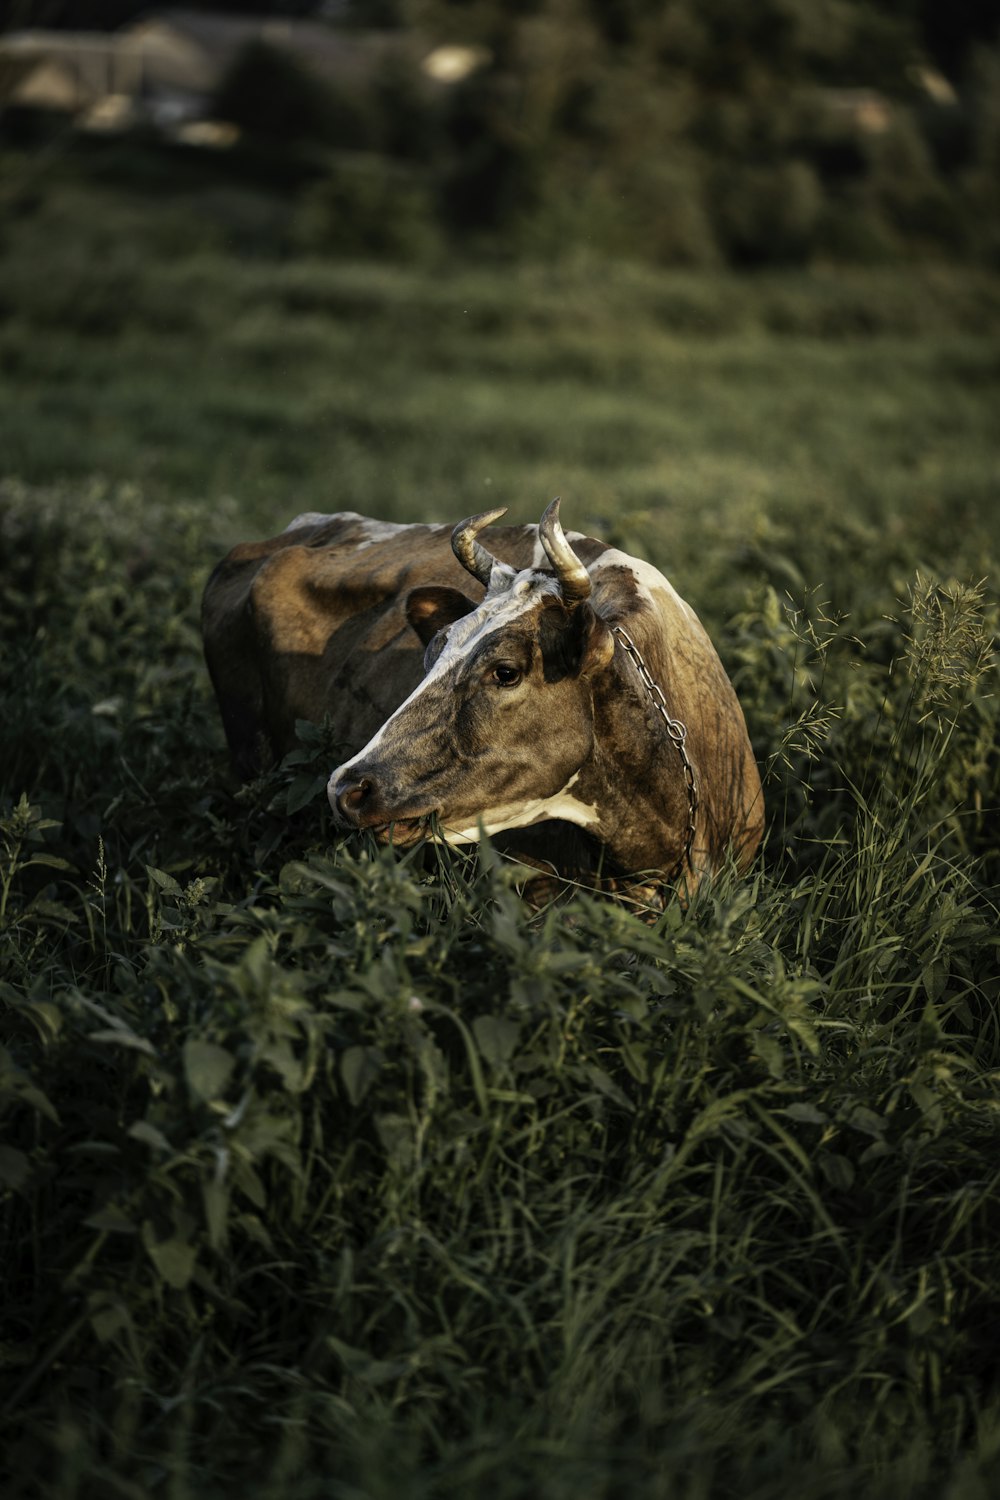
top-left (1, 466), bottom-right (997, 1499)
top-left (1, 158), bottom-right (999, 575)
top-left (1, 160), bottom-right (999, 1496)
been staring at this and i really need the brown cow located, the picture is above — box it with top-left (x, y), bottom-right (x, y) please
top-left (202, 499), bottom-right (763, 899)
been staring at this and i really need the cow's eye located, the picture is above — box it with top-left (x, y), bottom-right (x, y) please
top-left (492, 665), bottom-right (522, 687)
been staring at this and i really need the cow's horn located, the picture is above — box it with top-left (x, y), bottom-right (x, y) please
top-left (539, 497), bottom-right (591, 605)
top-left (451, 507), bottom-right (508, 587)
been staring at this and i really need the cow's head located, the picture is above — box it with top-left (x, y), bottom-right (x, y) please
top-left (328, 499), bottom-right (615, 846)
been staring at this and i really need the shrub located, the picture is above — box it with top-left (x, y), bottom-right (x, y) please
top-left (292, 155), bottom-right (442, 261)
top-left (712, 158), bottom-right (825, 266)
top-left (862, 113), bottom-right (961, 254)
top-left (522, 151), bottom-right (722, 268)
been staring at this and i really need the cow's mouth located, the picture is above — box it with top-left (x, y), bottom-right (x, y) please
top-left (370, 816), bottom-right (432, 848)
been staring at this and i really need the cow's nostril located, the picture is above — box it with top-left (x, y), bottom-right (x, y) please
top-left (336, 777), bottom-right (372, 820)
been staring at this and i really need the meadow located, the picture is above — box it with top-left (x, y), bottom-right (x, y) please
top-left (1, 149), bottom-right (1000, 1498)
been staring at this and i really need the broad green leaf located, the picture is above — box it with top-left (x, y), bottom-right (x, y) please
top-left (88, 1028), bottom-right (157, 1057)
top-left (235, 1212), bottom-right (274, 1251)
top-left (374, 1112), bottom-right (413, 1170)
top-left (754, 1031), bottom-right (785, 1080)
top-left (341, 1045), bottom-right (382, 1106)
top-left (25, 854), bottom-right (76, 872)
top-left (1, 1072), bottom-right (59, 1125)
top-left (583, 1064), bottom-right (634, 1112)
top-left (128, 1120), bottom-right (171, 1153)
top-left (909, 1081), bottom-right (943, 1131)
top-left (922, 957), bottom-right (949, 1002)
top-left (286, 772), bottom-right (326, 815)
top-left (15, 999), bottom-right (63, 1042)
top-left (85, 1204), bottom-right (136, 1234)
top-left (88, 1295), bottom-right (133, 1344)
top-left (323, 990), bottom-right (367, 1012)
top-left (781, 1102), bottom-right (828, 1126)
top-left (184, 1039), bottom-right (235, 1104)
top-left (908, 1303), bottom-right (936, 1336)
top-left (785, 1015), bottom-right (821, 1056)
top-left (233, 1160), bottom-right (267, 1210)
top-left (472, 1014), bottom-right (521, 1065)
top-left (817, 1151), bottom-right (855, 1191)
top-left (846, 1105), bottom-right (886, 1137)
top-left (142, 1221), bottom-right (197, 1290)
top-left (259, 1038), bottom-right (304, 1092)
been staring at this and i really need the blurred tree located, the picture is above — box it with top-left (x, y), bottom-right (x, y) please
top-left (959, 42), bottom-right (1000, 264)
top-left (862, 111), bottom-right (956, 249)
top-left (186, 0), bottom-right (324, 13)
top-left (0, 0), bottom-right (143, 26)
top-left (0, 0), bottom-right (327, 26)
top-left (919, 0), bottom-right (1000, 76)
top-left (712, 157), bottom-right (824, 265)
top-left (214, 38), bottom-right (374, 148)
top-left (293, 153), bottom-right (440, 256)
top-left (370, 49), bottom-right (441, 158)
top-left (4, 0), bottom-right (995, 266)
top-left (437, 61), bottom-right (538, 232)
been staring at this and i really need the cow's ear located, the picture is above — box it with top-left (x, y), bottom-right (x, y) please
top-left (406, 586), bottom-right (476, 646)
top-left (579, 610), bottom-right (615, 678)
top-left (540, 602), bottom-right (615, 681)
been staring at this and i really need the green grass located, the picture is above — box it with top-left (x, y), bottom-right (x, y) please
top-left (2, 153), bottom-right (999, 586)
top-left (1, 154), bottom-right (1000, 1499)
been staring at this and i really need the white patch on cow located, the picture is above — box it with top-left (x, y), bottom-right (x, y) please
top-left (439, 772), bottom-right (599, 844)
top-left (329, 567), bottom-right (562, 785)
top-left (589, 549), bottom-right (698, 624)
top-left (282, 511), bottom-right (412, 551)
top-left (351, 518), bottom-right (412, 551)
top-left (527, 528), bottom-right (588, 571)
top-left (283, 510), bottom-right (338, 532)
top-left (485, 560), bottom-right (518, 593)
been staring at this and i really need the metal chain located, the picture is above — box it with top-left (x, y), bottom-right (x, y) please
top-left (612, 625), bottom-right (699, 883)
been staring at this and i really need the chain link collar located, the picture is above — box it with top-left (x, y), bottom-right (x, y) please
top-left (612, 625), bottom-right (699, 884)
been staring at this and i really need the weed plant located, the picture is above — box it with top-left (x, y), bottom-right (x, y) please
top-left (1, 466), bottom-right (998, 1499)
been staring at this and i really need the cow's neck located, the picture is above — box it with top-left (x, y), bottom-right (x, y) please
top-left (577, 640), bottom-right (696, 878)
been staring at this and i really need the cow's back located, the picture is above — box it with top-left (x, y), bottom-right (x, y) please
top-left (202, 511), bottom-right (567, 774)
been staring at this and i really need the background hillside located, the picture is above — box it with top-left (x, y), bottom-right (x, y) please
top-left (3, 0), bottom-right (1000, 268)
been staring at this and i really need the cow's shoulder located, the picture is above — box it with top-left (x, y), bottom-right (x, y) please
top-left (588, 547), bottom-right (737, 739)
top-left (588, 548), bottom-right (763, 868)
top-left (588, 549), bottom-right (699, 634)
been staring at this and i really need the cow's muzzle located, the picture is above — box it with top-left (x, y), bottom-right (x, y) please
top-left (332, 773), bottom-right (374, 824)
top-left (328, 767), bottom-right (435, 846)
